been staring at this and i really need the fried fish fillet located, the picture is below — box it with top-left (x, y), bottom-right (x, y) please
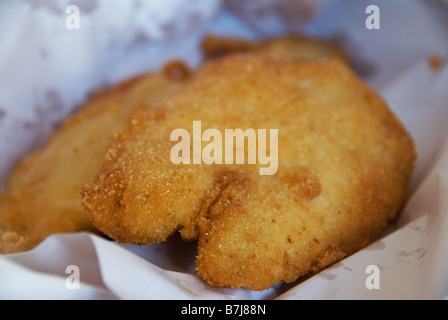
top-left (81, 55), bottom-right (416, 290)
top-left (0, 62), bottom-right (189, 254)
top-left (0, 33), bottom-right (347, 254)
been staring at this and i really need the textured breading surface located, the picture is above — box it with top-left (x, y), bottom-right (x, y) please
top-left (201, 34), bottom-right (348, 62)
top-left (0, 34), bottom-right (346, 254)
top-left (81, 55), bottom-right (416, 290)
top-left (0, 62), bottom-right (188, 253)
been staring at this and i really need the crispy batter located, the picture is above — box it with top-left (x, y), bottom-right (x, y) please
top-left (0, 33), bottom-right (348, 254)
top-left (201, 34), bottom-right (257, 58)
top-left (81, 55), bottom-right (416, 290)
top-left (201, 34), bottom-right (348, 62)
top-left (0, 63), bottom-right (189, 253)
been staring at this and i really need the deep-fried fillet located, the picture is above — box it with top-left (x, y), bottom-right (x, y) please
top-left (81, 55), bottom-right (416, 290)
top-left (0, 33), bottom-right (348, 254)
top-left (0, 62), bottom-right (189, 253)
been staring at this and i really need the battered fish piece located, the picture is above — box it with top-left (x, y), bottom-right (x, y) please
top-left (0, 32), bottom-right (345, 254)
top-left (201, 34), bottom-right (348, 62)
top-left (0, 62), bottom-right (189, 254)
top-left (81, 55), bottom-right (415, 290)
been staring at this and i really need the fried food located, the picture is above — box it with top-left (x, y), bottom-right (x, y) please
top-left (0, 32), bottom-right (347, 255)
top-left (81, 54), bottom-right (416, 290)
top-left (201, 34), bottom-right (348, 62)
top-left (0, 62), bottom-right (189, 254)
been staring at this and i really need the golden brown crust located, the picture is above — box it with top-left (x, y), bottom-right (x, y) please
top-left (201, 34), bottom-right (257, 59)
top-left (201, 34), bottom-right (348, 63)
top-left (0, 62), bottom-right (189, 253)
top-left (0, 33), bottom-right (349, 254)
top-left (82, 54), bottom-right (415, 290)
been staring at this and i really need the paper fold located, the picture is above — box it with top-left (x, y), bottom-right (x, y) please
top-left (1, 0), bottom-right (448, 299)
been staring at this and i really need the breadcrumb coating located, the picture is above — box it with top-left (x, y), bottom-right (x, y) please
top-left (81, 55), bottom-right (415, 290)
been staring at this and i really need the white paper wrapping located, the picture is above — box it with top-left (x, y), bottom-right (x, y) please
top-left (1, 0), bottom-right (448, 300)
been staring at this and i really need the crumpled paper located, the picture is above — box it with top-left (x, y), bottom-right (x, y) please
top-left (1, 0), bottom-right (448, 300)
top-left (0, 0), bottom-right (223, 187)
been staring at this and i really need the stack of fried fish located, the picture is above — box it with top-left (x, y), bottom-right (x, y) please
top-left (0, 35), bottom-right (415, 291)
